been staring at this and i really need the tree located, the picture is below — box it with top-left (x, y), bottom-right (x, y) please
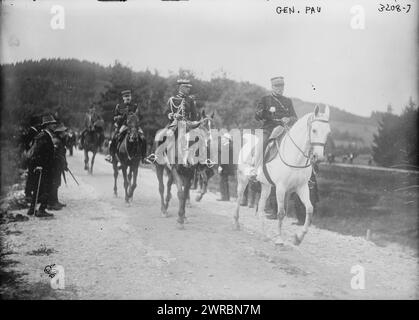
top-left (373, 99), bottom-right (418, 168)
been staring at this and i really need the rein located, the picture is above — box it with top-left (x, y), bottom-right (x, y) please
top-left (278, 116), bottom-right (329, 169)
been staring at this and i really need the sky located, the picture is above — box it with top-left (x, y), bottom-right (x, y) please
top-left (1, 0), bottom-right (417, 117)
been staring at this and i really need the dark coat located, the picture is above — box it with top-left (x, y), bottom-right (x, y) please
top-left (29, 129), bottom-right (55, 172)
top-left (114, 102), bottom-right (141, 129)
top-left (166, 94), bottom-right (198, 123)
top-left (256, 94), bottom-right (297, 132)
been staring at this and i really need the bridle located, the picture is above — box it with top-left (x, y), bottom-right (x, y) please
top-left (278, 115), bottom-right (329, 169)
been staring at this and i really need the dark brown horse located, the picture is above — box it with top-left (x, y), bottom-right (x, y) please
top-left (82, 128), bottom-right (100, 174)
top-left (112, 113), bottom-right (144, 203)
top-left (151, 111), bottom-right (214, 228)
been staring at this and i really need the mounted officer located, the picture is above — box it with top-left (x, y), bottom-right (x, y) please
top-left (48, 123), bottom-right (68, 211)
top-left (80, 104), bottom-right (105, 151)
top-left (250, 76), bottom-right (298, 179)
top-left (26, 114), bottom-right (58, 218)
top-left (146, 79), bottom-right (200, 165)
top-left (105, 90), bottom-right (145, 163)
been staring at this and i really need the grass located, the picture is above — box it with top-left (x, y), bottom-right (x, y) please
top-left (26, 245), bottom-right (56, 256)
top-left (207, 164), bottom-right (418, 250)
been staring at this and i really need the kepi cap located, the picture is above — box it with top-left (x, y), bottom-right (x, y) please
top-left (40, 114), bottom-right (58, 127)
top-left (177, 79), bottom-right (192, 87)
top-left (121, 90), bottom-right (131, 96)
top-left (271, 76), bottom-right (285, 86)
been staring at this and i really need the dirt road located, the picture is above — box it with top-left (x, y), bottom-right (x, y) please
top-left (1, 150), bottom-right (417, 299)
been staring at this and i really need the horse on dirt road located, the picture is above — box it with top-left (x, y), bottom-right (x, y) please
top-left (149, 110), bottom-right (215, 228)
top-left (235, 105), bottom-right (331, 246)
top-left (112, 113), bottom-right (146, 203)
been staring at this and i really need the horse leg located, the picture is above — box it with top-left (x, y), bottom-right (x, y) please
top-left (127, 166), bottom-right (133, 198)
top-left (90, 151), bottom-right (96, 174)
top-left (195, 171), bottom-right (207, 202)
top-left (275, 186), bottom-right (287, 246)
top-left (293, 184), bottom-right (313, 245)
top-left (113, 161), bottom-right (119, 197)
top-left (129, 165), bottom-right (138, 201)
top-left (121, 166), bottom-right (129, 203)
top-left (184, 177), bottom-right (192, 223)
top-left (156, 166), bottom-right (167, 216)
top-left (84, 150), bottom-right (89, 171)
top-left (257, 183), bottom-right (272, 236)
top-left (172, 169), bottom-right (185, 229)
top-left (234, 172), bottom-right (248, 230)
top-left (185, 187), bottom-right (192, 208)
top-left (165, 169), bottom-right (173, 210)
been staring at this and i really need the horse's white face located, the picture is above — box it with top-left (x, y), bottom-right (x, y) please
top-left (310, 105), bottom-right (331, 162)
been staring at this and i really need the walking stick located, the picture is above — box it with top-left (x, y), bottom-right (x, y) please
top-left (33, 167), bottom-right (43, 211)
top-left (67, 168), bottom-right (79, 186)
top-left (62, 171), bottom-right (67, 185)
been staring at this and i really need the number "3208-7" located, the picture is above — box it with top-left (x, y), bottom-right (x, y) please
top-left (378, 3), bottom-right (412, 13)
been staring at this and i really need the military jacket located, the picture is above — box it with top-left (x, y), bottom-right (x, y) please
top-left (255, 94), bottom-right (297, 129)
top-left (166, 94), bottom-right (198, 122)
top-left (114, 102), bottom-right (141, 128)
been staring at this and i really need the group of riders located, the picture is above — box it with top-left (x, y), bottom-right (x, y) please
top-left (20, 76), bottom-right (319, 221)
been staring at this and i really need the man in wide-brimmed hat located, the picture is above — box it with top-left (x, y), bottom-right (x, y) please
top-left (48, 123), bottom-right (68, 211)
top-left (26, 114), bottom-right (58, 218)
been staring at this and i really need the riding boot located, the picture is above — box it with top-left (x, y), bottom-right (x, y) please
top-left (79, 132), bottom-right (85, 150)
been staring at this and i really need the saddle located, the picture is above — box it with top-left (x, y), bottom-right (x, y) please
top-left (263, 126), bottom-right (286, 165)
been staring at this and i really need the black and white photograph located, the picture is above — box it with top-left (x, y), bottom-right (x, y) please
top-left (0, 0), bottom-right (418, 303)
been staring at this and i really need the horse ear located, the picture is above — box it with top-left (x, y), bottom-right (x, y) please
top-left (324, 105), bottom-right (330, 119)
top-left (314, 105), bottom-right (320, 117)
top-left (201, 109), bottom-right (206, 118)
top-left (211, 111), bottom-right (215, 119)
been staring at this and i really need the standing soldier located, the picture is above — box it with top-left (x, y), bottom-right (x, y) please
top-left (217, 133), bottom-right (235, 201)
top-left (22, 116), bottom-right (42, 203)
top-left (26, 114), bottom-right (57, 217)
top-left (79, 104), bottom-right (105, 151)
top-left (48, 123), bottom-right (68, 211)
top-left (105, 90), bottom-right (144, 163)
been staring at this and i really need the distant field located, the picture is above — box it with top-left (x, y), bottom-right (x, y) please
top-left (331, 120), bottom-right (378, 147)
top-left (207, 164), bottom-right (418, 250)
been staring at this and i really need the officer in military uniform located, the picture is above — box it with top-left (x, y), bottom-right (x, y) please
top-left (48, 123), bottom-right (68, 211)
top-left (26, 114), bottom-right (58, 217)
top-left (249, 76), bottom-right (298, 218)
top-left (146, 80), bottom-right (200, 164)
top-left (80, 104), bottom-right (105, 151)
top-left (106, 90), bottom-right (144, 163)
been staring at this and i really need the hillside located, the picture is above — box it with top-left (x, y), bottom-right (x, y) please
top-left (292, 98), bottom-right (378, 148)
top-left (1, 58), bottom-right (378, 149)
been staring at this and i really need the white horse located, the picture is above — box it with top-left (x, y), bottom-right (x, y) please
top-left (235, 105), bottom-right (331, 246)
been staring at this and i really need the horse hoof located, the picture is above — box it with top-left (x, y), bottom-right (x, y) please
top-left (161, 212), bottom-right (168, 218)
top-left (275, 238), bottom-right (285, 247)
top-left (195, 195), bottom-right (202, 202)
top-left (233, 223), bottom-right (240, 231)
top-left (177, 222), bottom-right (185, 230)
top-left (184, 217), bottom-right (189, 224)
top-left (293, 234), bottom-right (302, 246)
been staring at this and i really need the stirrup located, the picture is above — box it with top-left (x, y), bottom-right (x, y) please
top-left (204, 158), bottom-right (216, 168)
top-left (105, 155), bottom-right (113, 163)
top-left (145, 153), bottom-right (158, 164)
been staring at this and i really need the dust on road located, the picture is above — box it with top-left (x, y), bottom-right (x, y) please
top-left (1, 150), bottom-right (417, 299)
